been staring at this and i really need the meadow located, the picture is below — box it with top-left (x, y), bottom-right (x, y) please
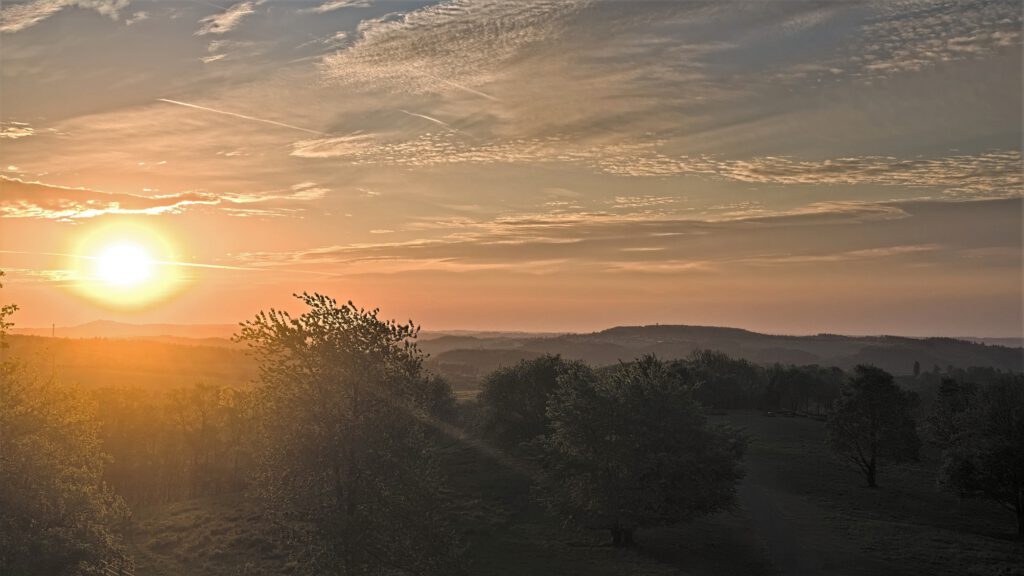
top-left (126, 409), bottom-right (1023, 576)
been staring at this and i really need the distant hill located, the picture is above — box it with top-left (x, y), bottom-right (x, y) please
top-left (420, 325), bottom-right (1023, 389)
top-left (5, 323), bottom-right (1020, 393)
top-left (10, 321), bottom-right (554, 348)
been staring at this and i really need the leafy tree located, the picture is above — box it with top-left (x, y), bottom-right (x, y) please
top-left (478, 354), bottom-right (579, 449)
top-left (235, 293), bottom-right (461, 575)
top-left (826, 365), bottom-right (921, 488)
top-left (936, 375), bottom-right (1024, 537)
top-left (0, 271), bottom-right (131, 575)
top-left (683, 350), bottom-right (766, 409)
top-left (924, 377), bottom-right (977, 447)
top-left (540, 356), bottom-right (745, 546)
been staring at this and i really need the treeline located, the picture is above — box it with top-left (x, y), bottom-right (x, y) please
top-left (475, 353), bottom-right (1024, 537)
top-left (91, 384), bottom-right (256, 505)
top-left (2, 280), bottom-right (1022, 575)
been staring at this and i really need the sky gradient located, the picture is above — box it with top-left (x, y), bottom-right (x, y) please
top-left (1, 0), bottom-right (1021, 336)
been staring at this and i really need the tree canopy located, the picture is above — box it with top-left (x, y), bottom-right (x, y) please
top-left (235, 293), bottom-right (461, 575)
top-left (933, 374), bottom-right (1024, 537)
top-left (477, 354), bottom-right (581, 450)
top-left (826, 365), bottom-right (921, 488)
top-left (540, 356), bottom-right (746, 546)
top-left (0, 271), bottom-right (131, 575)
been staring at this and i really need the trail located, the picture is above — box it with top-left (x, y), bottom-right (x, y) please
top-left (737, 439), bottom-right (888, 575)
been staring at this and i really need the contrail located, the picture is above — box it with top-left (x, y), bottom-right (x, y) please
top-left (157, 98), bottom-right (328, 136)
top-left (0, 250), bottom-right (342, 277)
top-left (419, 72), bottom-right (500, 102)
top-left (399, 109), bottom-right (459, 132)
top-left (0, 250), bottom-right (261, 272)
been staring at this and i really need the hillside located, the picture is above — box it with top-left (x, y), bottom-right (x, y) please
top-left (421, 325), bottom-right (1023, 389)
top-left (4, 335), bottom-right (256, 390)
top-left (7, 324), bottom-right (1019, 393)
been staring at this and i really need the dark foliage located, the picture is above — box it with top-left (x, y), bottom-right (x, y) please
top-left (933, 374), bottom-right (1024, 537)
top-left (235, 293), bottom-right (462, 575)
top-left (826, 365), bottom-right (921, 488)
top-left (540, 356), bottom-right (746, 546)
top-left (477, 354), bottom-right (582, 450)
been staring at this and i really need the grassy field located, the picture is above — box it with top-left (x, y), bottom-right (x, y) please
top-left (128, 411), bottom-right (1023, 575)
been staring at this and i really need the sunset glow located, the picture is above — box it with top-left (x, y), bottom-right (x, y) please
top-left (66, 224), bottom-right (184, 310)
top-left (1, 3), bottom-right (1022, 574)
top-left (0, 0), bottom-right (1020, 336)
top-left (95, 243), bottom-right (154, 288)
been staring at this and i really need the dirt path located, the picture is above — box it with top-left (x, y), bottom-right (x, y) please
top-left (737, 439), bottom-right (889, 575)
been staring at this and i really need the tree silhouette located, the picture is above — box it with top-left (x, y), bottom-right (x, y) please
top-left (826, 365), bottom-right (920, 488)
top-left (935, 375), bottom-right (1024, 537)
top-left (540, 356), bottom-right (745, 546)
top-left (236, 293), bottom-right (461, 575)
top-left (478, 354), bottom-right (580, 450)
top-left (0, 271), bottom-right (131, 575)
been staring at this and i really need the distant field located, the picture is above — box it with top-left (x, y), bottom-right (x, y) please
top-left (128, 410), bottom-right (1023, 576)
top-left (5, 335), bottom-right (257, 390)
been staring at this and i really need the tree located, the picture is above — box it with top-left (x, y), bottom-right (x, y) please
top-left (924, 377), bottom-right (977, 447)
top-left (478, 355), bottom-right (580, 449)
top-left (683, 350), bottom-right (766, 409)
top-left (540, 356), bottom-right (746, 546)
top-left (936, 375), bottom-right (1024, 537)
top-left (826, 365), bottom-right (920, 488)
top-left (235, 293), bottom-right (461, 575)
top-left (0, 271), bottom-right (131, 575)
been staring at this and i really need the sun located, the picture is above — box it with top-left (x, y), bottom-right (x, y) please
top-left (95, 243), bottom-right (156, 287)
top-left (69, 223), bottom-right (186, 309)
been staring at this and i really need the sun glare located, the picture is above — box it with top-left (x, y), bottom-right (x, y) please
top-left (95, 243), bottom-right (155, 287)
top-left (69, 223), bottom-right (185, 309)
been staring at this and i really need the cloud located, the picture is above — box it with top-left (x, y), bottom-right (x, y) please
top-left (124, 10), bottom-right (146, 25)
top-left (196, 1), bottom-right (256, 36)
top-left (291, 129), bottom-right (1022, 197)
top-left (0, 178), bottom-right (220, 220)
top-left (0, 0), bottom-right (130, 33)
top-left (303, 0), bottom-right (370, 14)
top-left (319, 0), bottom-right (590, 97)
top-left (852, 0), bottom-right (1021, 79)
top-left (0, 122), bottom-right (34, 139)
top-left (232, 197), bottom-right (1020, 276)
top-left (0, 177), bottom-right (328, 220)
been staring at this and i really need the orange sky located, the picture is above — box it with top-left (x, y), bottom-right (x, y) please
top-left (1, 1), bottom-right (1022, 336)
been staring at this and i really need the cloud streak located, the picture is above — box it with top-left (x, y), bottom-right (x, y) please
top-left (233, 198), bottom-right (1021, 276)
top-left (0, 177), bottom-right (328, 220)
top-left (156, 98), bottom-right (328, 136)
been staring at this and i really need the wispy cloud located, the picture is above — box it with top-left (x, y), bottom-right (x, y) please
top-left (0, 178), bottom-right (220, 221)
top-left (196, 0), bottom-right (256, 36)
top-left (852, 0), bottom-right (1021, 79)
top-left (0, 121), bottom-right (35, 139)
top-left (0, 0), bottom-right (130, 33)
top-left (0, 177), bottom-right (327, 221)
top-left (232, 198), bottom-right (1020, 276)
top-left (319, 0), bottom-right (590, 97)
top-left (290, 129), bottom-right (1022, 197)
top-left (303, 0), bottom-right (370, 15)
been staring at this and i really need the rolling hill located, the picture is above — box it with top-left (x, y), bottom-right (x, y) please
top-left (7, 323), bottom-right (1018, 393)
